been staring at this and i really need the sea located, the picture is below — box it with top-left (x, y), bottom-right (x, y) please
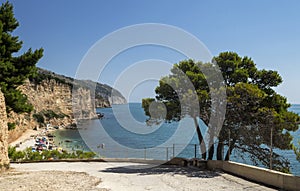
top-left (54, 103), bottom-right (300, 176)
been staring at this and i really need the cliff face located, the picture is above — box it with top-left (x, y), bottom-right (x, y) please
top-left (26, 79), bottom-right (73, 115)
top-left (0, 89), bottom-right (9, 170)
top-left (7, 68), bottom-right (127, 143)
top-left (7, 79), bottom-right (74, 143)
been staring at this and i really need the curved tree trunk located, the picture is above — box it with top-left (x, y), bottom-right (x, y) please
top-left (208, 143), bottom-right (214, 160)
top-left (217, 141), bottom-right (224, 160)
top-left (193, 117), bottom-right (206, 159)
top-left (207, 130), bottom-right (215, 160)
top-left (225, 139), bottom-right (236, 161)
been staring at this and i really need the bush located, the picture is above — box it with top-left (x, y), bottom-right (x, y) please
top-left (8, 146), bottom-right (25, 161)
top-left (8, 146), bottom-right (97, 162)
top-left (42, 110), bottom-right (68, 119)
top-left (7, 122), bottom-right (16, 131)
top-left (33, 113), bottom-right (45, 124)
top-left (32, 110), bottom-right (69, 125)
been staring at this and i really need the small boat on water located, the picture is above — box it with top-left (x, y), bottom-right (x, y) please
top-left (97, 112), bottom-right (104, 119)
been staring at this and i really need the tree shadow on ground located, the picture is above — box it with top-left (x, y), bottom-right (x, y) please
top-left (99, 164), bottom-right (221, 178)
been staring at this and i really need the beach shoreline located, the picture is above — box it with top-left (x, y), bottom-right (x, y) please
top-left (9, 127), bottom-right (57, 151)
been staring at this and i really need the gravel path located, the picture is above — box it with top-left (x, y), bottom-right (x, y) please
top-left (1, 162), bottom-right (278, 191)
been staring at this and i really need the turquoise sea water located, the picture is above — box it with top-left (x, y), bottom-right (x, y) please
top-left (54, 103), bottom-right (300, 175)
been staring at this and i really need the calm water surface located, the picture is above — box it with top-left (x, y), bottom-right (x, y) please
top-left (54, 103), bottom-right (300, 175)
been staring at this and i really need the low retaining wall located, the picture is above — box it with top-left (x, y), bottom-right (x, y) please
top-left (104, 158), bottom-right (166, 164)
top-left (207, 160), bottom-right (300, 191)
top-left (10, 158), bottom-right (166, 165)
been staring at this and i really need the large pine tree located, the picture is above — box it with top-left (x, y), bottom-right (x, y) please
top-left (142, 52), bottom-right (300, 172)
top-left (0, 1), bottom-right (43, 113)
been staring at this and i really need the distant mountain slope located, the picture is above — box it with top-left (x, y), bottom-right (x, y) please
top-left (32, 68), bottom-right (127, 107)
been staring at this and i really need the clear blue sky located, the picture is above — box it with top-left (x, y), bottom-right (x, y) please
top-left (6, 0), bottom-right (300, 103)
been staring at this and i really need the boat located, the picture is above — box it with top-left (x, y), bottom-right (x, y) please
top-left (97, 112), bottom-right (104, 119)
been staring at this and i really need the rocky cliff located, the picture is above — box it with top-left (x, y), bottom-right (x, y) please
top-left (0, 89), bottom-right (9, 170)
top-left (7, 68), bottom-right (126, 143)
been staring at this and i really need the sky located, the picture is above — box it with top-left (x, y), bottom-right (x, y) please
top-left (6, 0), bottom-right (300, 103)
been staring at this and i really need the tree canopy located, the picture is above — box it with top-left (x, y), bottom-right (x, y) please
top-left (0, 1), bottom-right (43, 113)
top-left (142, 52), bottom-right (300, 172)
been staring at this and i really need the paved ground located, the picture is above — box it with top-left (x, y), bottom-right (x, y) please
top-left (4, 162), bottom-right (278, 191)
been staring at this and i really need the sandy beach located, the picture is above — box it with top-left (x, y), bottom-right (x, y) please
top-left (9, 127), bottom-right (57, 151)
top-left (3, 162), bottom-right (277, 191)
top-left (9, 129), bottom-right (40, 149)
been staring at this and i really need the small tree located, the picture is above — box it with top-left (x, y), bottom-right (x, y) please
top-left (0, 1), bottom-right (43, 113)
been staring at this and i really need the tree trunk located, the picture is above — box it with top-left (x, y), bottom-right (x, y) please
top-left (225, 139), bottom-right (236, 161)
top-left (208, 143), bottom-right (214, 160)
top-left (217, 141), bottom-right (224, 160)
top-left (207, 131), bottom-right (215, 160)
top-left (193, 117), bottom-right (206, 159)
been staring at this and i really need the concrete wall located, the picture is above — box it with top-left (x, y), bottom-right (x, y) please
top-left (207, 160), bottom-right (300, 191)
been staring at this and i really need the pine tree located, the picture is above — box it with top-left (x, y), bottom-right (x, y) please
top-left (142, 52), bottom-right (300, 172)
top-left (0, 1), bottom-right (43, 113)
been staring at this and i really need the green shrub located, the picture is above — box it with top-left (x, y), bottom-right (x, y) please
top-left (33, 113), bottom-right (45, 124)
top-left (7, 122), bottom-right (16, 131)
top-left (32, 110), bottom-right (68, 124)
top-left (8, 146), bottom-right (97, 162)
top-left (8, 146), bottom-right (25, 161)
top-left (42, 110), bottom-right (68, 119)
